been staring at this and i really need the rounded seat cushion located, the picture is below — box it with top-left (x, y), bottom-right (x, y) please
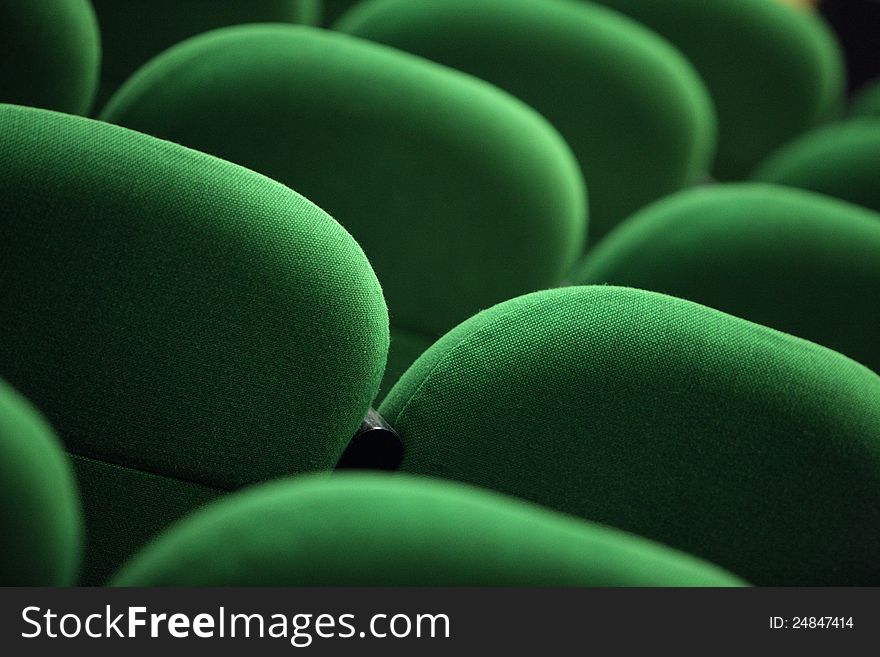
top-left (751, 119), bottom-right (880, 213)
top-left (111, 473), bottom-right (745, 586)
top-left (0, 380), bottom-right (82, 586)
top-left (380, 286), bottom-right (880, 585)
top-left (575, 184), bottom-right (880, 372)
top-left (587, 0), bottom-right (844, 180)
top-left (102, 24), bottom-right (586, 391)
top-left (0, 103), bottom-right (388, 582)
top-left (337, 0), bottom-right (715, 244)
top-left (0, 0), bottom-right (100, 114)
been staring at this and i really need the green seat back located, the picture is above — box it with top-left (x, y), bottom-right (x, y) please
top-left (112, 473), bottom-right (745, 586)
top-left (0, 0), bottom-right (100, 114)
top-left (575, 184), bottom-right (880, 372)
top-left (380, 286), bottom-right (880, 585)
top-left (337, 0), bottom-right (715, 245)
top-left (0, 380), bottom-right (83, 586)
top-left (0, 103), bottom-right (388, 582)
top-left (101, 25), bottom-right (586, 393)
top-left (751, 119), bottom-right (880, 214)
top-left (588, 0), bottom-right (845, 180)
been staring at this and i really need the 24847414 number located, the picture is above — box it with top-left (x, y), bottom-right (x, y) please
top-left (770, 617), bottom-right (854, 629)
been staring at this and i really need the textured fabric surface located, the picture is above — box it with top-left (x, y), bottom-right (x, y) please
top-left (338, 0), bottom-right (715, 246)
top-left (111, 473), bottom-right (745, 587)
top-left (72, 455), bottom-right (223, 585)
top-left (381, 286), bottom-right (880, 585)
top-left (0, 380), bottom-right (83, 586)
top-left (0, 103), bottom-right (388, 578)
top-left (90, 0), bottom-right (320, 108)
top-left (575, 184), bottom-right (880, 373)
top-left (380, 328), bottom-right (436, 402)
top-left (0, 0), bottom-right (100, 114)
top-left (588, 0), bottom-right (845, 180)
top-left (751, 119), bottom-right (880, 213)
top-left (102, 25), bottom-right (586, 382)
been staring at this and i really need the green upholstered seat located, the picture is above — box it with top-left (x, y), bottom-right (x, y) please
top-left (585, 0), bottom-right (845, 181)
top-left (90, 0), bottom-right (320, 108)
top-left (0, 103), bottom-right (388, 583)
top-left (102, 25), bottom-right (587, 394)
top-left (0, 0), bottom-right (100, 115)
top-left (111, 473), bottom-right (745, 586)
top-left (380, 286), bottom-right (880, 585)
top-left (0, 380), bottom-right (83, 586)
top-left (574, 184), bottom-right (880, 373)
top-left (336, 0), bottom-right (714, 246)
top-left (851, 80), bottom-right (880, 119)
top-left (750, 119), bottom-right (880, 213)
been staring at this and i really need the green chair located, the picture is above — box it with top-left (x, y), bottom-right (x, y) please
top-left (0, 0), bottom-right (100, 114)
top-left (0, 103), bottom-right (388, 583)
top-left (751, 119), bottom-right (880, 214)
top-left (0, 380), bottom-right (83, 586)
top-left (90, 0), bottom-right (320, 108)
top-left (112, 473), bottom-right (745, 586)
top-left (380, 286), bottom-right (880, 585)
top-left (102, 25), bottom-right (587, 394)
top-left (337, 0), bottom-right (715, 245)
top-left (575, 184), bottom-right (880, 372)
top-left (585, 0), bottom-right (845, 180)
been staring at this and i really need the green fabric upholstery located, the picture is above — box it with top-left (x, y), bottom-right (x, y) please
top-left (0, 103), bottom-right (388, 582)
top-left (91, 0), bottom-right (320, 108)
top-left (585, 0), bottom-right (845, 180)
top-left (380, 286), bottom-right (880, 585)
top-left (851, 80), bottom-right (880, 119)
top-left (382, 328), bottom-right (436, 401)
top-left (0, 0), bottom-right (100, 114)
top-left (574, 184), bottom-right (880, 373)
top-left (337, 0), bottom-right (715, 245)
top-left (102, 24), bottom-right (586, 386)
top-left (751, 119), bottom-right (880, 213)
top-left (322, 0), bottom-right (361, 26)
top-left (111, 473), bottom-right (745, 586)
top-left (71, 455), bottom-right (222, 585)
top-left (0, 380), bottom-right (83, 586)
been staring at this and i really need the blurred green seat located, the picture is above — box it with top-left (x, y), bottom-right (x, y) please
top-left (587, 0), bottom-right (845, 180)
top-left (751, 119), bottom-right (880, 213)
top-left (0, 380), bottom-right (83, 586)
top-left (0, 0), bottom-right (100, 114)
top-left (337, 0), bottom-right (715, 246)
top-left (112, 473), bottom-right (745, 586)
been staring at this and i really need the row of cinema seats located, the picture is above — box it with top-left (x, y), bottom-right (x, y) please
top-left (1, 0), bottom-right (879, 587)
